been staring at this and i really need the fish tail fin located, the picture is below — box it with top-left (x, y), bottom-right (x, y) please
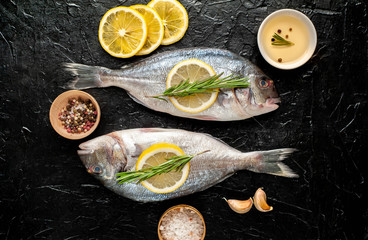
top-left (246, 148), bottom-right (298, 178)
top-left (63, 63), bottom-right (112, 89)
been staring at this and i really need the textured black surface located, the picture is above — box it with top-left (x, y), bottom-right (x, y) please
top-left (1, 0), bottom-right (367, 239)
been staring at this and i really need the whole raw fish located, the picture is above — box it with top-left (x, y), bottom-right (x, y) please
top-left (78, 128), bottom-right (297, 202)
top-left (64, 48), bottom-right (280, 121)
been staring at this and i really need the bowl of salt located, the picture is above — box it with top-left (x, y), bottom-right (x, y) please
top-left (158, 204), bottom-right (206, 240)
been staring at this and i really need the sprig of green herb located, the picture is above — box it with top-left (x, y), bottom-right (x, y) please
top-left (151, 73), bottom-right (249, 101)
top-left (271, 33), bottom-right (294, 46)
top-left (116, 150), bottom-right (210, 184)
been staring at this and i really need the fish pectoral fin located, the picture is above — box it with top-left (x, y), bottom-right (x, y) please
top-left (191, 115), bottom-right (218, 121)
top-left (131, 144), bottom-right (143, 158)
top-left (127, 92), bottom-right (149, 108)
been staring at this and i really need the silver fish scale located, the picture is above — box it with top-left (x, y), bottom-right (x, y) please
top-left (103, 128), bottom-right (248, 202)
top-left (65, 48), bottom-right (279, 121)
top-left (79, 128), bottom-right (297, 202)
top-left (101, 48), bottom-right (263, 121)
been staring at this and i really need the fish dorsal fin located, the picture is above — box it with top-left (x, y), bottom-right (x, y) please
top-left (120, 64), bottom-right (130, 69)
top-left (120, 57), bottom-right (147, 69)
top-left (200, 132), bottom-right (234, 148)
top-left (136, 127), bottom-right (230, 147)
top-left (138, 128), bottom-right (176, 133)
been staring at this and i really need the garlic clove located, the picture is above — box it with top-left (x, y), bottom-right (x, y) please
top-left (224, 197), bottom-right (253, 214)
top-left (253, 188), bottom-right (273, 212)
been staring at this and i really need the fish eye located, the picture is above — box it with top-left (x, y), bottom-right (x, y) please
top-left (259, 79), bottom-right (269, 88)
top-left (92, 166), bottom-right (102, 174)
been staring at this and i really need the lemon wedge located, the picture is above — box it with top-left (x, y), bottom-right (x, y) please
top-left (148, 0), bottom-right (189, 45)
top-left (136, 143), bottom-right (189, 193)
top-left (167, 59), bottom-right (218, 113)
top-left (98, 7), bottom-right (147, 58)
top-left (131, 5), bottom-right (164, 55)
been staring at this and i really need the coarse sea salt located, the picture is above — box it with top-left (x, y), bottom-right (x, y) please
top-left (159, 206), bottom-right (205, 240)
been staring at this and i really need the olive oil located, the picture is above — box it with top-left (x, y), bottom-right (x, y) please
top-left (262, 15), bottom-right (309, 63)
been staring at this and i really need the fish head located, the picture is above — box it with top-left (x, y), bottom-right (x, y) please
top-left (233, 72), bottom-right (280, 117)
top-left (240, 73), bottom-right (280, 115)
top-left (250, 73), bottom-right (279, 104)
top-left (78, 135), bottom-right (126, 183)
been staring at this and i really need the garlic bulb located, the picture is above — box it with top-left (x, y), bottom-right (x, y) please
top-left (253, 188), bottom-right (273, 212)
top-left (224, 197), bottom-right (253, 214)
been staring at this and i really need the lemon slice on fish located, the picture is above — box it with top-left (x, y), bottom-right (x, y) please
top-left (136, 143), bottom-right (189, 193)
top-left (98, 7), bottom-right (147, 58)
top-left (148, 0), bottom-right (188, 45)
top-left (167, 59), bottom-right (218, 113)
top-left (131, 5), bottom-right (164, 55)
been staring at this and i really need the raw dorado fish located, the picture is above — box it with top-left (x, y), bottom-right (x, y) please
top-left (64, 48), bottom-right (280, 121)
top-left (78, 128), bottom-right (298, 202)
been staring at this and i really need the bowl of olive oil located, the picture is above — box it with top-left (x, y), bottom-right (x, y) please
top-left (257, 9), bottom-right (317, 69)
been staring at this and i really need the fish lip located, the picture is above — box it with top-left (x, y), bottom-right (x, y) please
top-left (79, 142), bottom-right (89, 150)
top-left (264, 97), bottom-right (281, 109)
top-left (268, 97), bottom-right (281, 104)
top-left (77, 144), bottom-right (94, 156)
top-left (250, 88), bottom-right (281, 106)
top-left (78, 149), bottom-right (94, 156)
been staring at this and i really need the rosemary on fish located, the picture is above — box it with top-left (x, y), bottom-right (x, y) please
top-left (116, 150), bottom-right (210, 184)
top-left (271, 33), bottom-right (294, 46)
top-left (151, 73), bottom-right (249, 100)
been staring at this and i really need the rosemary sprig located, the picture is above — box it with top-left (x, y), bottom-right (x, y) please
top-left (271, 33), bottom-right (294, 46)
top-left (151, 73), bottom-right (249, 100)
top-left (116, 150), bottom-right (210, 184)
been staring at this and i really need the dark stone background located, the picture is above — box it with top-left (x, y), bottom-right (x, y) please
top-left (1, 0), bottom-right (367, 239)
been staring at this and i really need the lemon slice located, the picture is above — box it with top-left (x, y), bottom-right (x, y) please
top-left (148, 0), bottom-right (188, 45)
top-left (136, 143), bottom-right (189, 193)
top-left (167, 59), bottom-right (218, 113)
top-left (131, 5), bottom-right (164, 55)
top-left (98, 7), bottom-right (147, 58)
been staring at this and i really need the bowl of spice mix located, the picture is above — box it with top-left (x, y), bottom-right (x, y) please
top-left (158, 204), bottom-right (206, 240)
top-left (49, 90), bottom-right (100, 140)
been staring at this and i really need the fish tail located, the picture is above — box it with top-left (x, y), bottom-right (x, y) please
top-left (247, 148), bottom-right (298, 178)
top-left (63, 63), bottom-right (112, 89)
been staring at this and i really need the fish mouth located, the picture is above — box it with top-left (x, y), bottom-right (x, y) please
top-left (77, 144), bottom-right (96, 169)
top-left (78, 143), bottom-right (95, 156)
top-left (78, 149), bottom-right (94, 156)
top-left (264, 97), bottom-right (281, 109)
top-left (267, 97), bottom-right (281, 104)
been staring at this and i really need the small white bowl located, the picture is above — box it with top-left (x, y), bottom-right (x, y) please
top-left (257, 9), bottom-right (317, 70)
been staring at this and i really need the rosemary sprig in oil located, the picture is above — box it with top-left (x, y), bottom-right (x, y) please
top-left (151, 73), bottom-right (249, 100)
top-left (271, 33), bottom-right (294, 46)
top-left (116, 150), bottom-right (210, 184)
